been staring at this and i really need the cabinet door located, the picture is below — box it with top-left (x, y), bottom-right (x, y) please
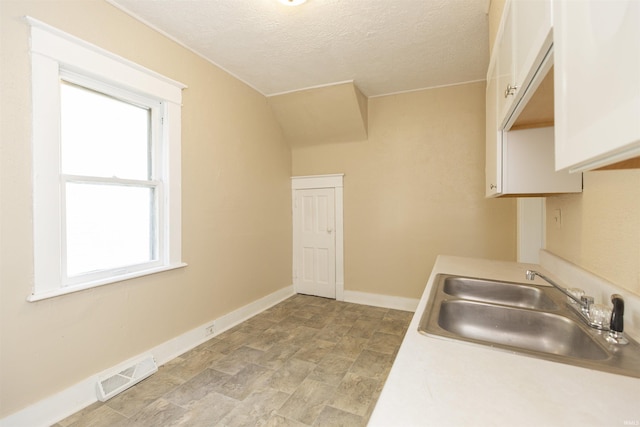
top-left (497, 0), bottom-right (552, 129)
top-left (554, 0), bottom-right (640, 171)
top-left (486, 61), bottom-right (502, 197)
top-left (512, 0), bottom-right (552, 101)
top-left (496, 1), bottom-right (515, 126)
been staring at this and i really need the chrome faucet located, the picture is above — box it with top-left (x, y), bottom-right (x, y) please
top-left (525, 270), bottom-right (590, 309)
top-left (526, 270), bottom-right (629, 344)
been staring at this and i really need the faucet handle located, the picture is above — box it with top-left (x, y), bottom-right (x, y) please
top-left (580, 295), bottom-right (594, 313)
top-left (607, 294), bottom-right (629, 345)
top-left (609, 294), bottom-right (624, 333)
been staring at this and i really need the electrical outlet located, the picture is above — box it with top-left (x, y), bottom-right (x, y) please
top-left (205, 323), bottom-right (215, 336)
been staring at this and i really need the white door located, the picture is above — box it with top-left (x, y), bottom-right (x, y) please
top-left (294, 188), bottom-right (336, 299)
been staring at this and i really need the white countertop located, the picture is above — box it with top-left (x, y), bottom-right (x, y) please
top-left (369, 255), bottom-right (640, 427)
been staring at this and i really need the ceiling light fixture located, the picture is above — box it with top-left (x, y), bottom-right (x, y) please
top-left (278, 0), bottom-right (307, 6)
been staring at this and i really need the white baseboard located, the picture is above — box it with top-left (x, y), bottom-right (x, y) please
top-left (343, 290), bottom-right (418, 312)
top-left (0, 285), bottom-right (295, 427)
top-left (152, 284), bottom-right (295, 365)
top-left (209, 285), bottom-right (296, 338)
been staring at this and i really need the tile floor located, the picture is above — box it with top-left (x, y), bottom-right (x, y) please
top-left (54, 294), bottom-right (413, 427)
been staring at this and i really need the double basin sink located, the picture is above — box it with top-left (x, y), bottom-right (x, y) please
top-left (418, 274), bottom-right (640, 378)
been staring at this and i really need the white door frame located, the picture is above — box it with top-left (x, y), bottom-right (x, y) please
top-left (291, 174), bottom-right (344, 301)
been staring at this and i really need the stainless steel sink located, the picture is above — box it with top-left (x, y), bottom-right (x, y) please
top-left (442, 276), bottom-right (557, 310)
top-left (419, 274), bottom-right (640, 378)
top-left (437, 300), bottom-right (608, 360)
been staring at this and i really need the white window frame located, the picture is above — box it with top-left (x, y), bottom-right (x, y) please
top-left (28, 17), bottom-right (187, 301)
top-left (59, 73), bottom-right (164, 286)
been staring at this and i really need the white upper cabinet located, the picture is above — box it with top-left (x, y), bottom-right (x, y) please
top-left (512, 0), bottom-right (553, 96)
top-left (554, 0), bottom-right (640, 171)
top-left (496, 1), bottom-right (516, 125)
top-left (496, 0), bottom-right (553, 127)
top-left (486, 59), bottom-right (501, 196)
top-left (486, 0), bottom-right (582, 197)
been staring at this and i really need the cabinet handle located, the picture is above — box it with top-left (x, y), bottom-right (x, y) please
top-left (504, 84), bottom-right (518, 98)
top-left (490, 184), bottom-right (497, 190)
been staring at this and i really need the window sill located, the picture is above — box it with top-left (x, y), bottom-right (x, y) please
top-left (27, 262), bottom-right (188, 302)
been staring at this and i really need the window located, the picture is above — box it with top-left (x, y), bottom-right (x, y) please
top-left (60, 79), bottom-right (160, 284)
top-left (28, 17), bottom-right (187, 301)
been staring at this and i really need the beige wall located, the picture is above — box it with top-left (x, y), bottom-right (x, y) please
top-left (0, 0), bottom-right (292, 417)
top-left (488, 0), bottom-right (506, 55)
top-left (546, 170), bottom-right (640, 296)
top-left (292, 82), bottom-right (517, 299)
top-left (1, 1), bottom-right (520, 418)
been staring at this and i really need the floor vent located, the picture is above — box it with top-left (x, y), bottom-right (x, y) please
top-left (96, 355), bottom-right (158, 401)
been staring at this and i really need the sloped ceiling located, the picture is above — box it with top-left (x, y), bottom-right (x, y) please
top-left (268, 82), bottom-right (368, 147)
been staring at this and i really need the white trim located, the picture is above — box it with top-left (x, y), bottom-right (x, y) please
top-left (31, 52), bottom-right (63, 296)
top-left (267, 80), bottom-right (356, 98)
top-left (291, 174), bottom-right (345, 300)
top-left (210, 286), bottom-right (295, 335)
top-left (334, 185), bottom-right (345, 301)
top-left (28, 17), bottom-right (186, 300)
top-left (367, 78), bottom-right (487, 99)
top-left (164, 101), bottom-right (183, 266)
top-left (149, 285), bottom-right (294, 365)
top-left (291, 174), bottom-right (344, 190)
top-left (343, 290), bottom-right (418, 312)
top-left (27, 263), bottom-right (188, 302)
top-left (26, 16), bottom-right (186, 100)
top-left (1, 285), bottom-right (294, 427)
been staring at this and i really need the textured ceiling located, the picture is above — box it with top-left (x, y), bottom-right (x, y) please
top-left (108, 0), bottom-right (490, 97)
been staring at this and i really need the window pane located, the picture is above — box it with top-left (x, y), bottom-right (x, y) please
top-left (60, 81), bottom-right (151, 179)
top-left (65, 183), bottom-right (155, 277)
